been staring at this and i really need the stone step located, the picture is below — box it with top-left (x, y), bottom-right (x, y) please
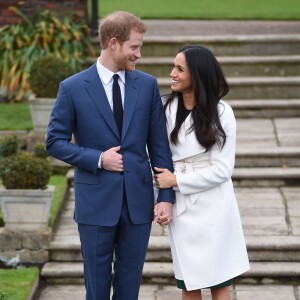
top-left (143, 19), bottom-right (300, 36)
top-left (49, 235), bottom-right (300, 263)
top-left (146, 236), bottom-right (300, 263)
top-left (158, 76), bottom-right (300, 98)
top-left (233, 167), bottom-right (300, 187)
top-left (235, 147), bottom-right (300, 168)
top-left (91, 34), bottom-right (300, 57)
top-left (85, 55), bottom-right (300, 77)
top-left (41, 261), bottom-right (300, 285)
top-left (144, 35), bottom-right (300, 57)
top-left (33, 282), bottom-right (300, 300)
top-left (143, 261), bottom-right (300, 285)
top-left (228, 99), bottom-right (300, 118)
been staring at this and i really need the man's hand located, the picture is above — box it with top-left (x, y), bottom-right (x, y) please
top-left (154, 167), bottom-right (177, 189)
top-left (153, 202), bottom-right (173, 226)
top-left (102, 146), bottom-right (123, 172)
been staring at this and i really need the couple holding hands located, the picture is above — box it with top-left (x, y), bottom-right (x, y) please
top-left (46, 11), bottom-right (249, 300)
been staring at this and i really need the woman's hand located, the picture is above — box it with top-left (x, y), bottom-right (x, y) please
top-left (154, 167), bottom-right (177, 189)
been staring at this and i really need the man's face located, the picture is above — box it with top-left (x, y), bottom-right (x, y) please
top-left (113, 29), bottom-right (143, 72)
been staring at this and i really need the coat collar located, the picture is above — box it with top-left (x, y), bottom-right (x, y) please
top-left (166, 97), bottom-right (205, 161)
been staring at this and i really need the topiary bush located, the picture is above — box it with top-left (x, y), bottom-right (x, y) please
top-left (28, 55), bottom-right (74, 98)
top-left (0, 135), bottom-right (18, 157)
top-left (0, 135), bottom-right (18, 178)
top-left (0, 136), bottom-right (51, 189)
top-left (33, 142), bottom-right (49, 159)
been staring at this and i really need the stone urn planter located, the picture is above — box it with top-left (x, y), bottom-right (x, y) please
top-left (0, 135), bottom-right (53, 232)
top-left (0, 186), bottom-right (55, 232)
top-left (28, 55), bottom-right (74, 137)
top-left (29, 95), bottom-right (55, 136)
top-left (28, 95), bottom-right (72, 169)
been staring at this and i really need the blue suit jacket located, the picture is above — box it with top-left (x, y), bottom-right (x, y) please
top-left (46, 64), bottom-right (175, 226)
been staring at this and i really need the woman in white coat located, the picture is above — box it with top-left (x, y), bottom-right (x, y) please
top-left (154, 45), bottom-right (250, 300)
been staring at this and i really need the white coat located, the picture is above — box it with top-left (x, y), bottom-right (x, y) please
top-left (165, 97), bottom-right (250, 291)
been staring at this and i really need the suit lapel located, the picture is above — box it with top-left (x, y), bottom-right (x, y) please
top-left (84, 64), bottom-right (119, 138)
top-left (122, 71), bottom-right (139, 140)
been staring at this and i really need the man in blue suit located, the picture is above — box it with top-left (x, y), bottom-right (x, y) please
top-left (46, 11), bottom-right (174, 300)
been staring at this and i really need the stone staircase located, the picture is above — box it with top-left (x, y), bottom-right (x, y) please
top-left (86, 34), bottom-right (300, 99)
top-left (36, 22), bottom-right (300, 299)
top-left (41, 182), bottom-right (300, 286)
top-left (135, 35), bottom-right (300, 98)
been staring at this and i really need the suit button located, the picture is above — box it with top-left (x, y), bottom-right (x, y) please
top-left (119, 171), bottom-right (124, 175)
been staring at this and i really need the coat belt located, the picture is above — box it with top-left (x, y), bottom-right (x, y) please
top-left (174, 161), bottom-right (211, 217)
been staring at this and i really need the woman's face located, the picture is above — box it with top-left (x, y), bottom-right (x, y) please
top-left (170, 52), bottom-right (193, 94)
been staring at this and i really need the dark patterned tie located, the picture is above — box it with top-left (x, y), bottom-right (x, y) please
top-left (112, 74), bottom-right (123, 136)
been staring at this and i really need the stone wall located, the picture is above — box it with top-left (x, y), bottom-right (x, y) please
top-left (0, 228), bottom-right (52, 264)
top-left (0, 0), bottom-right (87, 26)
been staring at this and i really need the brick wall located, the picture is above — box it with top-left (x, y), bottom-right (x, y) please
top-left (0, 0), bottom-right (88, 26)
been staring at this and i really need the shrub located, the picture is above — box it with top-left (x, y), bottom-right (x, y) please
top-left (0, 292), bottom-right (8, 300)
top-left (28, 55), bottom-right (74, 98)
top-left (0, 7), bottom-right (95, 102)
top-left (33, 142), bottom-right (49, 159)
top-left (0, 135), bottom-right (18, 178)
top-left (0, 135), bottom-right (18, 157)
top-left (0, 136), bottom-right (51, 189)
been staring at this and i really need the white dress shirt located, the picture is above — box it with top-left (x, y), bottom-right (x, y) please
top-left (96, 59), bottom-right (125, 109)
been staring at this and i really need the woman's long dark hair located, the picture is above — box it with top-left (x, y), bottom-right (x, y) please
top-left (164, 45), bottom-right (229, 152)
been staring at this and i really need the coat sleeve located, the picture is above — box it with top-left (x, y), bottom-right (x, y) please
top-left (147, 80), bottom-right (175, 203)
top-left (46, 82), bottom-right (101, 174)
top-left (176, 103), bottom-right (236, 195)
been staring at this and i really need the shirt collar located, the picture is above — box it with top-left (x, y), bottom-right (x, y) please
top-left (96, 59), bottom-right (125, 85)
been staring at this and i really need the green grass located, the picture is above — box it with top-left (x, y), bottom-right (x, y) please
top-left (0, 267), bottom-right (39, 300)
top-left (48, 175), bottom-right (67, 226)
top-left (92, 0), bottom-right (300, 20)
top-left (0, 103), bottom-right (32, 131)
